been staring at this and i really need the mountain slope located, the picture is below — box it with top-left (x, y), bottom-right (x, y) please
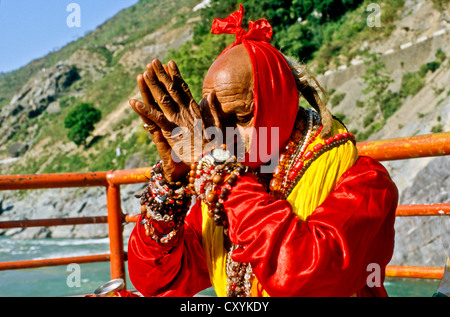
top-left (0, 0), bottom-right (201, 174)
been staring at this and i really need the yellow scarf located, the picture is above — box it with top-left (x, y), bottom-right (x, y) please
top-left (201, 119), bottom-right (358, 296)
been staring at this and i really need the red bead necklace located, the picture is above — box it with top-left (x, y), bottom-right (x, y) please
top-left (270, 109), bottom-right (356, 200)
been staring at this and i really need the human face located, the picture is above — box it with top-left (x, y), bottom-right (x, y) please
top-left (202, 44), bottom-right (255, 130)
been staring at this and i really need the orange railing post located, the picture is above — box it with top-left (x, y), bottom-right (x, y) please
top-left (106, 177), bottom-right (126, 285)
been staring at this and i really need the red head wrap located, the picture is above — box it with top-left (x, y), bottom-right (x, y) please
top-left (211, 4), bottom-right (299, 170)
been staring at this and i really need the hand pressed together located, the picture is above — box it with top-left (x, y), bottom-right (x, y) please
top-left (129, 59), bottom-right (223, 182)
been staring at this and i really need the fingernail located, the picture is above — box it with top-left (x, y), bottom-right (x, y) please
top-left (136, 101), bottom-right (144, 109)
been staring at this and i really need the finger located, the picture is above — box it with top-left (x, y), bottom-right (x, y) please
top-left (152, 59), bottom-right (187, 110)
top-left (206, 91), bottom-right (223, 129)
top-left (162, 63), bottom-right (170, 76)
top-left (129, 98), bottom-right (154, 126)
top-left (137, 74), bottom-right (157, 109)
top-left (129, 99), bottom-right (174, 132)
top-left (198, 91), bottom-right (223, 130)
top-left (143, 66), bottom-right (177, 116)
top-left (167, 60), bottom-right (194, 101)
top-left (149, 128), bottom-right (172, 159)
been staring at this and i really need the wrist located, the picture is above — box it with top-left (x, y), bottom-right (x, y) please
top-left (137, 160), bottom-right (192, 244)
top-left (160, 160), bottom-right (190, 184)
top-left (188, 146), bottom-right (250, 235)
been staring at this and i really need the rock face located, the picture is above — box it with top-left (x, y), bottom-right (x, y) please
top-left (8, 142), bottom-right (29, 157)
top-left (0, 62), bottom-right (80, 147)
top-left (389, 156), bottom-right (450, 267)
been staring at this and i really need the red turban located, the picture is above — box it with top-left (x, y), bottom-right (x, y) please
top-left (211, 4), bottom-right (299, 170)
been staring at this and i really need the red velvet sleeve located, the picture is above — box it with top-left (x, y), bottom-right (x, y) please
top-left (127, 199), bottom-right (211, 297)
top-left (225, 156), bottom-right (398, 297)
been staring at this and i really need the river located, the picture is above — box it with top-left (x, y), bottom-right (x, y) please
top-left (0, 237), bottom-right (440, 297)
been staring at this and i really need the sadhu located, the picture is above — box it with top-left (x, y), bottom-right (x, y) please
top-left (127, 5), bottom-right (398, 297)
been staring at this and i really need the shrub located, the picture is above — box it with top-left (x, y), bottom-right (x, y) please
top-left (355, 100), bottom-right (364, 108)
top-left (381, 91), bottom-right (402, 119)
top-left (64, 102), bottom-right (101, 147)
top-left (418, 61), bottom-right (440, 76)
top-left (334, 112), bottom-right (346, 122)
top-left (361, 52), bottom-right (393, 119)
top-left (431, 124), bottom-right (443, 133)
top-left (400, 72), bottom-right (425, 98)
top-left (330, 92), bottom-right (346, 107)
top-left (59, 95), bottom-right (75, 108)
top-left (363, 114), bottom-right (374, 126)
top-left (435, 48), bottom-right (446, 63)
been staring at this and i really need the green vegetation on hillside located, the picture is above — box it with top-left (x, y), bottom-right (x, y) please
top-left (167, 0), bottom-right (406, 100)
top-left (64, 103), bottom-right (102, 147)
top-left (356, 48), bottom-right (447, 141)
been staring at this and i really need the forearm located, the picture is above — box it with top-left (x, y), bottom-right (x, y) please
top-left (127, 208), bottom-right (211, 297)
top-left (127, 163), bottom-right (211, 296)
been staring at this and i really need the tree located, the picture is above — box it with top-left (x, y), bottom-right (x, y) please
top-left (64, 102), bottom-right (101, 147)
top-left (361, 52), bottom-right (393, 119)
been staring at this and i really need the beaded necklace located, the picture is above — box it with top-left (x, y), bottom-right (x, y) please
top-left (226, 244), bottom-right (254, 297)
top-left (189, 148), bottom-right (254, 296)
top-left (269, 109), bottom-right (355, 200)
top-left (269, 108), bottom-right (318, 199)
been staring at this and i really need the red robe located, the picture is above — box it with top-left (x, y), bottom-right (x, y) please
top-left (127, 156), bottom-right (398, 297)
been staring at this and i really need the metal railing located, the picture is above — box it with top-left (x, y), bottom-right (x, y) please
top-left (0, 168), bottom-right (148, 283)
top-left (0, 132), bottom-right (449, 289)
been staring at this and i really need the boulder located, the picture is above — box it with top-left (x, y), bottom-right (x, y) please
top-left (8, 142), bottom-right (29, 157)
top-left (46, 101), bottom-right (61, 114)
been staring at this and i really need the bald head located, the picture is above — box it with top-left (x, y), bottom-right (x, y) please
top-left (202, 44), bottom-right (254, 127)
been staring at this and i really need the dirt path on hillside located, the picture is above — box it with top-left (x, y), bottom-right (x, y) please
top-left (93, 89), bottom-right (140, 137)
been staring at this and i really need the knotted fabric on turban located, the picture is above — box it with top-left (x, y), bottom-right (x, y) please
top-left (211, 4), bottom-right (299, 170)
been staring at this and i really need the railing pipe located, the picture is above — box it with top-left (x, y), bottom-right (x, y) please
top-left (107, 167), bottom-right (152, 185)
top-left (0, 216), bottom-right (109, 229)
top-left (0, 203), bottom-right (446, 230)
top-left (386, 265), bottom-right (444, 279)
top-left (396, 203), bottom-right (450, 216)
top-left (0, 172), bottom-right (108, 190)
top-left (357, 132), bottom-right (450, 161)
top-left (106, 174), bottom-right (126, 285)
top-left (0, 254), bottom-right (110, 271)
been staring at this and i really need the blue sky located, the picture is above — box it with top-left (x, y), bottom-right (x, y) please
top-left (0, 0), bottom-right (139, 73)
